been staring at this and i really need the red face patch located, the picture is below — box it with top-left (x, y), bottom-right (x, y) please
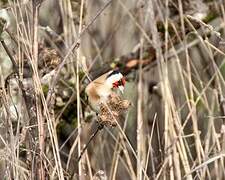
top-left (113, 77), bottom-right (126, 88)
top-left (113, 81), bottom-right (119, 88)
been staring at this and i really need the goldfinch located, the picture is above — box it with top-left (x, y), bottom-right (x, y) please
top-left (85, 70), bottom-right (126, 112)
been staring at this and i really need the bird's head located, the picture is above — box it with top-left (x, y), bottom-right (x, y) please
top-left (106, 70), bottom-right (126, 93)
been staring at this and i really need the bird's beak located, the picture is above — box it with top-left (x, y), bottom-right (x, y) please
top-left (118, 86), bottom-right (124, 94)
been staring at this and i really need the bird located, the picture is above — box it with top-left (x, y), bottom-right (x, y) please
top-left (85, 70), bottom-right (126, 112)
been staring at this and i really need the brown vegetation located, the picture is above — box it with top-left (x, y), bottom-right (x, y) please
top-left (0, 0), bottom-right (225, 179)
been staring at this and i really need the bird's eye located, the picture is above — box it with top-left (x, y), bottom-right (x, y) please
top-left (118, 77), bottom-right (126, 86)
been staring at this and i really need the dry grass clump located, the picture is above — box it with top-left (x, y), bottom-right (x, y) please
top-left (98, 93), bottom-right (131, 127)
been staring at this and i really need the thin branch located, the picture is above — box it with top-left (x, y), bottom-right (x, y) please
top-left (0, 39), bottom-right (34, 121)
top-left (76, 124), bottom-right (104, 163)
top-left (46, 0), bottom-right (113, 104)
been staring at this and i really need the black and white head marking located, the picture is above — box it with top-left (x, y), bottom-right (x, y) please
top-left (106, 70), bottom-right (125, 93)
top-left (106, 70), bottom-right (123, 85)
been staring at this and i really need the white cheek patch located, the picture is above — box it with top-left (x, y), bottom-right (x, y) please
top-left (106, 73), bottom-right (123, 86)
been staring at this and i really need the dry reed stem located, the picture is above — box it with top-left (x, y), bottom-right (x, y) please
top-left (1, 0), bottom-right (225, 179)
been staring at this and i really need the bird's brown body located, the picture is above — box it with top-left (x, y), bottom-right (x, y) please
top-left (85, 70), bottom-right (125, 112)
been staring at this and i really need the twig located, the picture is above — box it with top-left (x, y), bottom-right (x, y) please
top-left (76, 123), bottom-right (104, 163)
top-left (1, 36), bottom-right (38, 179)
top-left (46, 0), bottom-right (113, 104)
top-left (0, 39), bottom-right (33, 121)
top-left (32, 0), bottom-right (45, 179)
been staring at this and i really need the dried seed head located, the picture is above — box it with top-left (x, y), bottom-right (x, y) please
top-left (98, 93), bottom-right (131, 127)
